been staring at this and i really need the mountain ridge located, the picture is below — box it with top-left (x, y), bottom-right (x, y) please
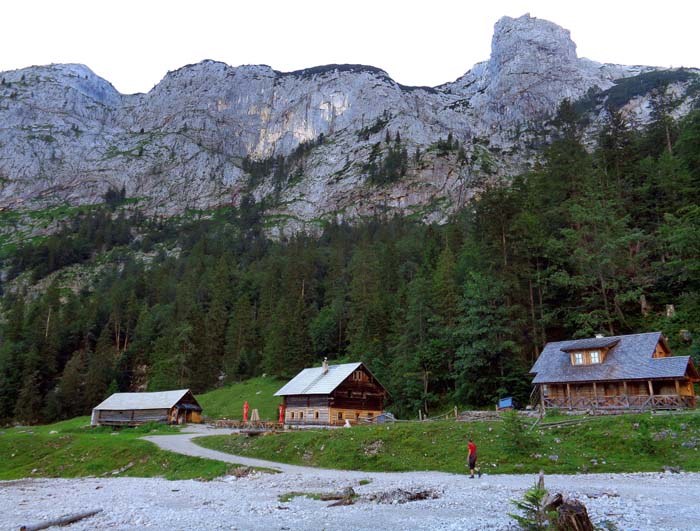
top-left (0, 14), bottom-right (698, 232)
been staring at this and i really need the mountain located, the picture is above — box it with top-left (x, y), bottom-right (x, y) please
top-left (0, 14), bottom-right (698, 231)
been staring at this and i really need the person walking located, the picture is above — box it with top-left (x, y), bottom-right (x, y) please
top-left (467, 438), bottom-right (481, 478)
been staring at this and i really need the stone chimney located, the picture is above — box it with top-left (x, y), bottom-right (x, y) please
top-left (322, 357), bottom-right (329, 374)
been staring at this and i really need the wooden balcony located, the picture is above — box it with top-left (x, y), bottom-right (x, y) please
top-left (543, 394), bottom-right (696, 411)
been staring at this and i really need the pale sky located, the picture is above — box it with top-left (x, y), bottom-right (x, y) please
top-left (2, 0), bottom-right (698, 94)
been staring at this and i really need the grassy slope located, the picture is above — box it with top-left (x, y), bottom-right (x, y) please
top-left (0, 417), bottom-right (234, 481)
top-left (195, 411), bottom-right (700, 475)
top-left (197, 376), bottom-right (287, 421)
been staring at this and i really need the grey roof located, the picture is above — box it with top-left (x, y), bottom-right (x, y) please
top-left (560, 337), bottom-right (620, 352)
top-left (93, 389), bottom-right (193, 410)
top-left (530, 332), bottom-right (696, 384)
top-left (274, 362), bottom-right (363, 396)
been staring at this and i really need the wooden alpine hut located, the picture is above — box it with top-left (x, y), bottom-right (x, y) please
top-left (91, 389), bottom-right (203, 426)
top-left (530, 332), bottom-right (699, 412)
top-left (274, 359), bottom-right (388, 426)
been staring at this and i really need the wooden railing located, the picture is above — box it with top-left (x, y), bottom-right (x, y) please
top-left (543, 394), bottom-right (696, 411)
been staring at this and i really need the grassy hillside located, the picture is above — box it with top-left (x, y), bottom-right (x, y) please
top-left (197, 376), bottom-right (287, 420)
top-left (195, 411), bottom-right (700, 474)
top-left (0, 417), bottom-right (235, 481)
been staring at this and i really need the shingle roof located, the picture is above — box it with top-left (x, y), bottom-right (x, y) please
top-left (560, 337), bottom-right (620, 352)
top-left (274, 362), bottom-right (363, 396)
top-left (93, 389), bottom-right (195, 410)
top-left (530, 332), bottom-right (696, 384)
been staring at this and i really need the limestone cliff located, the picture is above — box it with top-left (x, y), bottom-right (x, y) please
top-left (0, 14), bottom-right (697, 231)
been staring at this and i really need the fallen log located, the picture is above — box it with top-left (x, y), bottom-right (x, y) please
top-left (20, 509), bottom-right (103, 531)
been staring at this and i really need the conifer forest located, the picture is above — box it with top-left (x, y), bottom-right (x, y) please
top-left (2, 104), bottom-right (700, 423)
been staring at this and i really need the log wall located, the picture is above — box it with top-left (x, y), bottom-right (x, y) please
top-left (95, 408), bottom-right (170, 426)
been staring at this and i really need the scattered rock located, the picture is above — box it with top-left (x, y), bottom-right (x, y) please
top-left (654, 430), bottom-right (670, 441)
top-left (364, 440), bottom-right (384, 457)
top-left (663, 466), bottom-right (682, 474)
top-left (548, 455), bottom-right (559, 462)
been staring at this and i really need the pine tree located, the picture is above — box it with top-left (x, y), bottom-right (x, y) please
top-left (223, 294), bottom-right (258, 380)
top-left (56, 351), bottom-right (87, 418)
top-left (84, 327), bottom-right (116, 407)
top-left (454, 273), bottom-right (524, 406)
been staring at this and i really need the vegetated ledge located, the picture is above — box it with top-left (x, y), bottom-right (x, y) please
top-left (278, 64), bottom-right (392, 81)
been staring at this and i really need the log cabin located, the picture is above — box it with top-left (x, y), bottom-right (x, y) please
top-left (91, 389), bottom-right (203, 426)
top-left (530, 332), bottom-right (699, 412)
top-left (274, 360), bottom-right (388, 426)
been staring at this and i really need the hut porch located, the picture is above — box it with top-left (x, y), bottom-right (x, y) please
top-left (541, 380), bottom-right (696, 411)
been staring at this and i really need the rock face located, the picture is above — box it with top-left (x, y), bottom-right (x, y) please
top-left (0, 14), bottom-right (697, 230)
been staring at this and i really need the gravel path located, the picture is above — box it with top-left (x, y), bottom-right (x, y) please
top-left (2, 426), bottom-right (700, 531)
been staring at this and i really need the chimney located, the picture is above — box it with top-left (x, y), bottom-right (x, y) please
top-left (322, 357), bottom-right (329, 374)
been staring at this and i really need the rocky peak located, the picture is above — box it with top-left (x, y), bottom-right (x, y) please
top-left (489, 14), bottom-right (578, 78)
top-left (444, 13), bottom-right (641, 126)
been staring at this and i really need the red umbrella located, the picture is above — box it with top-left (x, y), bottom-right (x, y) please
top-left (278, 403), bottom-right (286, 423)
top-left (243, 400), bottom-right (249, 422)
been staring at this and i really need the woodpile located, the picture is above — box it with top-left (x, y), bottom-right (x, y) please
top-left (457, 410), bottom-right (538, 422)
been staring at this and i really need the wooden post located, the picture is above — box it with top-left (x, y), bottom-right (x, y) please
top-left (648, 380), bottom-right (654, 410)
top-left (623, 381), bottom-right (629, 408)
top-left (454, 406), bottom-right (458, 419)
top-left (592, 382), bottom-right (598, 409)
top-left (675, 379), bottom-right (681, 396)
top-left (566, 383), bottom-right (572, 410)
top-left (539, 384), bottom-right (545, 414)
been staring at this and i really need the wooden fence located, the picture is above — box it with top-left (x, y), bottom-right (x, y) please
top-left (543, 394), bottom-right (695, 411)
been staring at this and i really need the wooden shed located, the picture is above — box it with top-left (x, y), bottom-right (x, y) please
top-left (274, 360), bottom-right (388, 426)
top-left (91, 389), bottom-right (203, 426)
top-left (530, 332), bottom-right (699, 412)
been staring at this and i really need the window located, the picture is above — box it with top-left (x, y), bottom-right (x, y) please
top-left (590, 350), bottom-right (600, 364)
top-left (574, 352), bottom-right (584, 365)
top-left (314, 411), bottom-right (319, 419)
top-left (290, 412), bottom-right (295, 419)
top-left (299, 411), bottom-right (304, 420)
top-left (337, 412), bottom-right (343, 420)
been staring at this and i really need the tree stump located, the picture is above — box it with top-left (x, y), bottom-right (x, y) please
top-left (544, 492), bottom-right (563, 512)
top-left (555, 500), bottom-right (594, 531)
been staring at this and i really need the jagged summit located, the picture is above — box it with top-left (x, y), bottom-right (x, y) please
top-left (492, 13), bottom-right (577, 58)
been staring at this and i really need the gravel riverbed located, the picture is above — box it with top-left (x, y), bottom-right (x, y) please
top-left (2, 470), bottom-right (700, 531)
